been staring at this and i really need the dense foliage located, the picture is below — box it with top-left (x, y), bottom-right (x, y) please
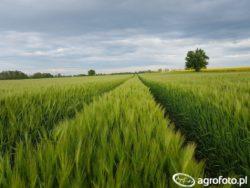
top-left (88, 69), bottom-right (96, 76)
top-left (0, 71), bottom-right (28, 80)
top-left (0, 71), bottom-right (56, 80)
top-left (185, 49), bottom-right (209, 71)
top-left (31, 72), bottom-right (54, 79)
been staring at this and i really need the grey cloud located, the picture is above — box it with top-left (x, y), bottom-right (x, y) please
top-left (0, 0), bottom-right (250, 74)
top-left (1, 0), bottom-right (250, 39)
top-left (0, 30), bottom-right (249, 74)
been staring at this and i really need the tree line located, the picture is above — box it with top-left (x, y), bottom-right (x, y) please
top-left (0, 71), bottom-right (60, 80)
top-left (0, 70), bottom-right (97, 80)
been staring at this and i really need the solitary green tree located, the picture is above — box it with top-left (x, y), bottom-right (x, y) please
top-left (185, 48), bottom-right (209, 72)
top-left (88, 69), bottom-right (96, 76)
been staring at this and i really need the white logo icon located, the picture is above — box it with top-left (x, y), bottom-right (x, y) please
top-left (172, 173), bottom-right (196, 187)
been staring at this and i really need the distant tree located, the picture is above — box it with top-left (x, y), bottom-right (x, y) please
top-left (56, 73), bottom-right (62, 77)
top-left (158, 68), bottom-right (163, 72)
top-left (185, 48), bottom-right (209, 72)
top-left (31, 72), bottom-right (53, 79)
top-left (88, 69), bottom-right (96, 76)
top-left (0, 70), bottom-right (28, 80)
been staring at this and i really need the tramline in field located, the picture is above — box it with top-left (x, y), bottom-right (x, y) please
top-left (0, 71), bottom-right (249, 187)
top-left (0, 77), bottom-right (204, 187)
top-left (140, 71), bottom-right (250, 177)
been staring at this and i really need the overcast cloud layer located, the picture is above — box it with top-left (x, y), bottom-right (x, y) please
top-left (0, 0), bottom-right (250, 74)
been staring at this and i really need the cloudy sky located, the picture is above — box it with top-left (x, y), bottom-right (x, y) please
top-left (0, 0), bottom-right (250, 74)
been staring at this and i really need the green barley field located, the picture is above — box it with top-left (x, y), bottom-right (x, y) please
top-left (0, 70), bottom-right (249, 187)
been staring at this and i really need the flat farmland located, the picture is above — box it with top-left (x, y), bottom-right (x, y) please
top-left (0, 71), bottom-right (249, 187)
